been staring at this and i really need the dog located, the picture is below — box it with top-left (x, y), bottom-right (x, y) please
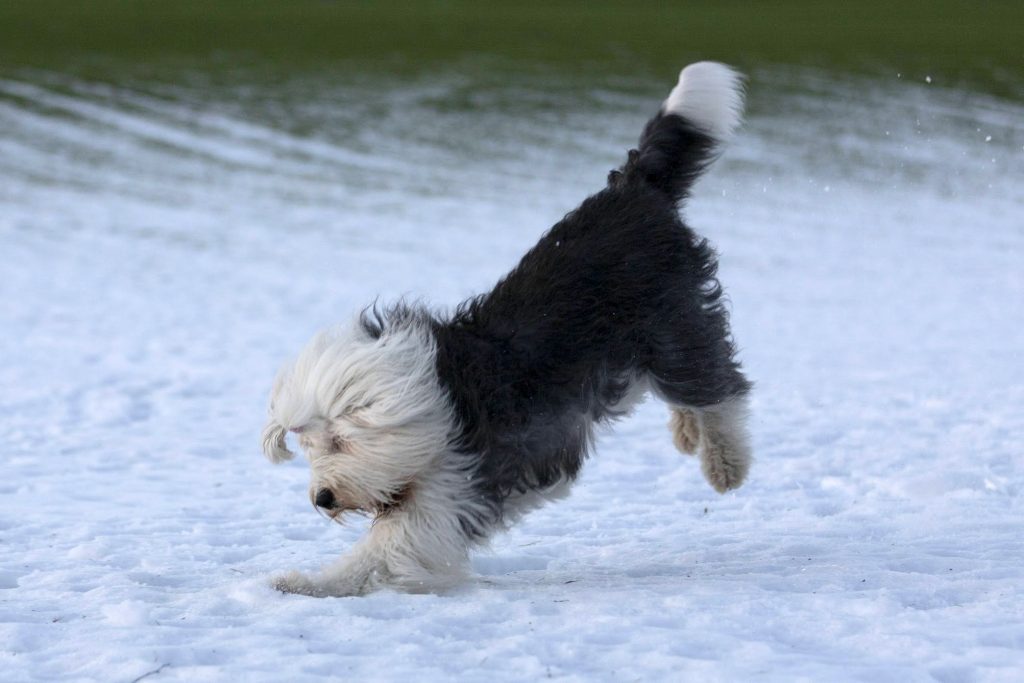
top-left (262, 62), bottom-right (752, 597)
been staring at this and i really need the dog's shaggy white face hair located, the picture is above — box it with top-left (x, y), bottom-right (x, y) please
top-left (262, 319), bottom-right (453, 516)
top-left (262, 318), bottom-right (494, 596)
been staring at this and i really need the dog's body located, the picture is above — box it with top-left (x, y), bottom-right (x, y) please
top-left (262, 62), bottom-right (752, 596)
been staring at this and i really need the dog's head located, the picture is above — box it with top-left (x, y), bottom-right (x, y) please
top-left (261, 312), bottom-right (452, 517)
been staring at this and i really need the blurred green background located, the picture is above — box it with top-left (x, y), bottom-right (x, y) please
top-left (2, 0), bottom-right (1021, 96)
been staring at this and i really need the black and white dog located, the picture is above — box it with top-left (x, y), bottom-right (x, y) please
top-left (262, 62), bottom-right (752, 596)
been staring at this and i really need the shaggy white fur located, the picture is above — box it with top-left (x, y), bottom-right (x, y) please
top-left (262, 318), bottom-right (492, 595)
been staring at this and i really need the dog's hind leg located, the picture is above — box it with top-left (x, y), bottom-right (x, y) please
top-left (647, 302), bottom-right (752, 494)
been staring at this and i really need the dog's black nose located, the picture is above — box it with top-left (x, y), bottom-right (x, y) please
top-left (314, 488), bottom-right (336, 510)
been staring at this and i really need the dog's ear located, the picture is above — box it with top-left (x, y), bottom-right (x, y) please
top-left (262, 419), bottom-right (295, 463)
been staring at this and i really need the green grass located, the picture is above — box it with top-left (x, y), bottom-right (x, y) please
top-left (1, 1), bottom-right (1021, 94)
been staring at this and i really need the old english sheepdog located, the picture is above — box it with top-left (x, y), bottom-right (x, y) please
top-left (262, 62), bottom-right (752, 596)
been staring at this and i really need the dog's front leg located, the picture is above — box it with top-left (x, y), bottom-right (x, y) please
top-left (271, 529), bottom-right (394, 597)
top-left (272, 494), bottom-right (474, 597)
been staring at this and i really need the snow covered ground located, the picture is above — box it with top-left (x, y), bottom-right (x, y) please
top-left (1, 65), bottom-right (1022, 681)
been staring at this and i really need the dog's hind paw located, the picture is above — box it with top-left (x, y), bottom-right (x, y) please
top-left (700, 441), bottom-right (750, 494)
top-left (669, 408), bottom-right (701, 455)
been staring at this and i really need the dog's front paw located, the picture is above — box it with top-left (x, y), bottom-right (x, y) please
top-left (272, 570), bottom-right (323, 596)
top-left (271, 570), bottom-right (370, 598)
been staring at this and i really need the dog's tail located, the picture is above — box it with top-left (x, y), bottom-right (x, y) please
top-left (617, 62), bottom-right (744, 202)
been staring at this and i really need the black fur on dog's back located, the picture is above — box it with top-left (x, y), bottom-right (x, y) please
top-left (417, 111), bottom-right (751, 517)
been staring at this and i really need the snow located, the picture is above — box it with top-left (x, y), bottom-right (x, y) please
top-left (1, 66), bottom-right (1023, 681)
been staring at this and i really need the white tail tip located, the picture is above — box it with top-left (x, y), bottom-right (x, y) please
top-left (663, 61), bottom-right (745, 141)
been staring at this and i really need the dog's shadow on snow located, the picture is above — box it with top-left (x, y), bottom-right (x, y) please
top-left (471, 554), bottom-right (721, 591)
top-left (470, 550), bottom-right (838, 592)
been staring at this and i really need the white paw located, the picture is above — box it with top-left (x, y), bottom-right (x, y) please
top-left (700, 441), bottom-right (750, 494)
top-left (271, 570), bottom-right (323, 596)
top-left (271, 569), bottom-right (373, 598)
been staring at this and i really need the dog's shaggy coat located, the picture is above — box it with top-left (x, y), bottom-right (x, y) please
top-left (262, 62), bottom-right (753, 596)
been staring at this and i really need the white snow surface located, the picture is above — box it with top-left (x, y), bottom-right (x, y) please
top-left (1, 66), bottom-right (1023, 681)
